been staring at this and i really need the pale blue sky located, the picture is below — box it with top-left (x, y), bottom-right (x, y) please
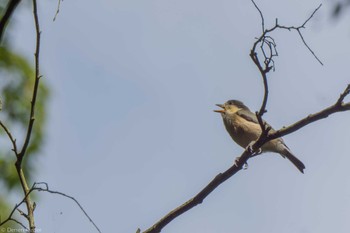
top-left (6, 0), bottom-right (350, 232)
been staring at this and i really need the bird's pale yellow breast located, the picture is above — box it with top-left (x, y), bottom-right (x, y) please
top-left (224, 112), bottom-right (262, 148)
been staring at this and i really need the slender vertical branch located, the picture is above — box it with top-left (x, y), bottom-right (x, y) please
top-left (1, 1), bottom-right (100, 232)
top-left (251, 0), bottom-right (264, 32)
top-left (12, 0), bottom-right (42, 232)
top-left (0, 1), bottom-right (41, 231)
top-left (19, 0), bottom-right (41, 162)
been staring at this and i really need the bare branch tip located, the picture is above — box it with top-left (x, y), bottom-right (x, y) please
top-left (346, 83), bottom-right (350, 91)
top-left (53, 0), bottom-right (63, 21)
top-left (337, 84), bottom-right (350, 105)
top-left (16, 209), bottom-right (28, 219)
top-left (251, 0), bottom-right (265, 32)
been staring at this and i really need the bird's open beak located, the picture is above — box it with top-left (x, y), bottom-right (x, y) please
top-left (214, 104), bottom-right (225, 113)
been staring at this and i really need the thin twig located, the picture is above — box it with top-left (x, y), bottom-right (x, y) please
top-left (35, 182), bottom-right (102, 233)
top-left (269, 85), bottom-right (350, 141)
top-left (0, 121), bottom-right (18, 155)
top-left (302, 4), bottom-right (322, 27)
top-left (10, 218), bottom-right (28, 230)
top-left (0, 217), bottom-right (28, 231)
top-left (0, 182), bottom-right (102, 233)
top-left (337, 84), bottom-right (350, 104)
top-left (296, 29), bottom-right (323, 65)
top-left (0, 183), bottom-right (36, 228)
top-left (17, 208), bottom-right (28, 219)
top-left (0, 203), bottom-right (22, 227)
top-left (250, 2), bottom-right (322, 124)
top-left (251, 0), bottom-right (264, 32)
top-left (53, 0), bottom-right (63, 21)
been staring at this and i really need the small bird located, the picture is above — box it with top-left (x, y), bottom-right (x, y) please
top-left (214, 100), bottom-right (305, 173)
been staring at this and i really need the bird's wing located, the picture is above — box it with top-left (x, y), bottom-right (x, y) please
top-left (236, 109), bottom-right (260, 124)
top-left (237, 109), bottom-right (274, 130)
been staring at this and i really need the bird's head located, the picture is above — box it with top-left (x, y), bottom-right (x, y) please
top-left (214, 100), bottom-right (250, 115)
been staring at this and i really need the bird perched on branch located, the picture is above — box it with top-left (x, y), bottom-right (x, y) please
top-left (214, 100), bottom-right (305, 173)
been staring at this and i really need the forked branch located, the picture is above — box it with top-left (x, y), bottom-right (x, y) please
top-left (0, 182), bottom-right (101, 233)
top-left (0, 0), bottom-right (42, 232)
top-left (250, 0), bottom-right (323, 123)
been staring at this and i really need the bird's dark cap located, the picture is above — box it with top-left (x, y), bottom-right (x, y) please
top-left (226, 100), bottom-right (250, 110)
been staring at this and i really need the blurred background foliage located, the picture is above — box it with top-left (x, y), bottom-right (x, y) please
top-left (0, 0), bottom-right (49, 229)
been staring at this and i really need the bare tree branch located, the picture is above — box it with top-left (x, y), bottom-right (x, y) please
top-left (0, 121), bottom-right (18, 155)
top-left (337, 83), bottom-right (350, 104)
top-left (35, 182), bottom-right (102, 233)
top-left (19, 0), bottom-right (42, 162)
top-left (0, 182), bottom-right (102, 233)
top-left (251, 0), bottom-right (264, 32)
top-left (53, 0), bottom-right (63, 21)
top-left (302, 4), bottom-right (323, 27)
top-left (269, 85), bottom-right (350, 141)
top-left (8, 1), bottom-right (42, 231)
top-left (10, 218), bottom-right (28, 230)
top-left (0, 214), bottom-right (28, 231)
top-left (0, 182), bottom-right (36, 228)
top-left (142, 154), bottom-right (248, 233)
top-left (1, 1), bottom-right (99, 232)
top-left (250, 1), bottom-right (323, 122)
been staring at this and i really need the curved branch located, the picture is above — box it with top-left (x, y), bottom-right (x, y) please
top-left (0, 182), bottom-right (101, 233)
top-left (250, 2), bottom-right (322, 119)
top-left (0, 121), bottom-right (18, 155)
top-left (251, 0), bottom-right (264, 32)
top-left (35, 182), bottom-right (102, 233)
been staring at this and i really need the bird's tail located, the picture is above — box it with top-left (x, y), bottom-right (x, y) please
top-left (281, 148), bottom-right (305, 173)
